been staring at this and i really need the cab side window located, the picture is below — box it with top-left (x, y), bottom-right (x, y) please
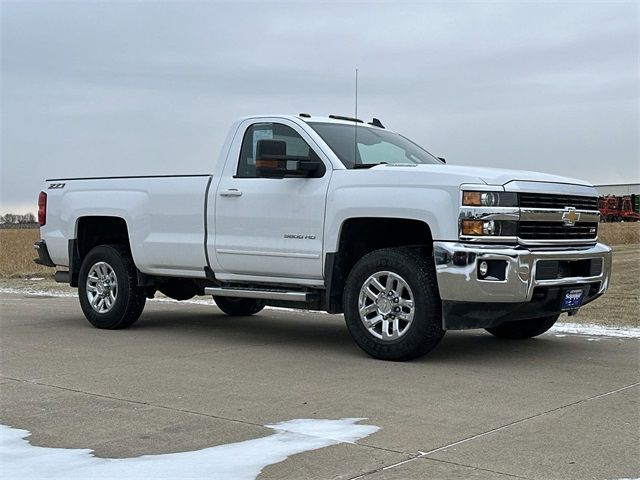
top-left (237, 122), bottom-right (322, 178)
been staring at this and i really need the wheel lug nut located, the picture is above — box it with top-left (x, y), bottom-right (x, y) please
top-left (393, 297), bottom-right (399, 303)
top-left (394, 306), bottom-right (400, 312)
top-left (390, 314), bottom-right (395, 319)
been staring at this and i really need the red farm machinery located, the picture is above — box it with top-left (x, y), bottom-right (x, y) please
top-left (598, 194), bottom-right (640, 222)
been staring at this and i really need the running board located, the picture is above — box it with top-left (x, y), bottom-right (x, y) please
top-left (204, 287), bottom-right (311, 302)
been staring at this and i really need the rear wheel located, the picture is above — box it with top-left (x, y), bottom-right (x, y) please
top-left (485, 314), bottom-right (559, 339)
top-left (343, 247), bottom-right (444, 361)
top-left (78, 245), bottom-right (146, 329)
top-left (213, 296), bottom-right (265, 316)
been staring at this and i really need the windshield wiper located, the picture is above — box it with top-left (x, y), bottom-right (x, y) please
top-left (352, 162), bottom-right (387, 169)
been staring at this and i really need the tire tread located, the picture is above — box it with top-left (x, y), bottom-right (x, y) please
top-left (78, 244), bottom-right (146, 329)
top-left (343, 247), bottom-right (444, 361)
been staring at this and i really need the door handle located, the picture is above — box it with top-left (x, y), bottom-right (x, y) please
top-left (220, 188), bottom-right (243, 197)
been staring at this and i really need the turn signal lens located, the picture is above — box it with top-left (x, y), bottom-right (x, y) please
top-left (460, 220), bottom-right (517, 237)
top-left (461, 220), bottom-right (484, 235)
top-left (462, 191), bottom-right (482, 206)
top-left (462, 191), bottom-right (518, 207)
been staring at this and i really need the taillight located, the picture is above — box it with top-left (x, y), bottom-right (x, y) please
top-left (38, 191), bottom-right (47, 226)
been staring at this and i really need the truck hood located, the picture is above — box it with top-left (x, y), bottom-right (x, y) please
top-left (375, 164), bottom-right (593, 188)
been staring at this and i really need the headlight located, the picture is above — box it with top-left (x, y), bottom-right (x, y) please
top-left (462, 191), bottom-right (518, 207)
top-left (460, 219), bottom-right (518, 236)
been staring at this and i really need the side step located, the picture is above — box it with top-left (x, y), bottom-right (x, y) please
top-left (204, 287), bottom-right (311, 302)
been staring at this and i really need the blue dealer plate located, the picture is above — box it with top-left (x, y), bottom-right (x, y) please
top-left (561, 288), bottom-right (585, 310)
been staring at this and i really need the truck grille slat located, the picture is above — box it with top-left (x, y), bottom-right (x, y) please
top-left (518, 221), bottom-right (598, 240)
top-left (519, 193), bottom-right (598, 210)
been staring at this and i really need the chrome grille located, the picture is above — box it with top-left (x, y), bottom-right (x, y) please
top-left (519, 193), bottom-right (598, 210)
top-left (515, 192), bottom-right (600, 245)
top-left (518, 221), bottom-right (598, 241)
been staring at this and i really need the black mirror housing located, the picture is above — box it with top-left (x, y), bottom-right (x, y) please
top-left (256, 156), bottom-right (322, 178)
top-left (254, 139), bottom-right (324, 178)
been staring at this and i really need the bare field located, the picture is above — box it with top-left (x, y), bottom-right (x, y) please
top-left (0, 229), bottom-right (52, 277)
top-left (577, 244), bottom-right (639, 327)
top-left (597, 222), bottom-right (640, 245)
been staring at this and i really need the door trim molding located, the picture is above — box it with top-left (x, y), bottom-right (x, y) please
top-left (216, 248), bottom-right (320, 259)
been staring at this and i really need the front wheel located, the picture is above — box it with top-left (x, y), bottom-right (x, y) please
top-left (343, 247), bottom-right (444, 361)
top-left (485, 314), bottom-right (560, 339)
top-left (78, 245), bottom-right (146, 329)
top-left (213, 296), bottom-right (265, 316)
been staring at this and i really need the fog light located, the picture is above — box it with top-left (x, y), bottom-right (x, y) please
top-left (479, 261), bottom-right (489, 277)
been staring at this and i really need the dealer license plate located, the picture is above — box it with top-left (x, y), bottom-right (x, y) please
top-left (561, 288), bottom-right (585, 310)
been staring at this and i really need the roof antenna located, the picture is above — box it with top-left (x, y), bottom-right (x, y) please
top-left (354, 68), bottom-right (358, 166)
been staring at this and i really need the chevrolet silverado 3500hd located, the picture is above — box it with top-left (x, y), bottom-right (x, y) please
top-left (34, 114), bottom-right (612, 360)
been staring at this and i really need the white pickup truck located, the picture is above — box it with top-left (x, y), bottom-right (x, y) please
top-left (35, 114), bottom-right (612, 360)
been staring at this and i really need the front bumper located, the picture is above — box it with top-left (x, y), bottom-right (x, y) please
top-left (434, 241), bottom-right (612, 329)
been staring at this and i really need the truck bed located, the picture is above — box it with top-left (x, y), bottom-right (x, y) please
top-left (41, 175), bottom-right (213, 278)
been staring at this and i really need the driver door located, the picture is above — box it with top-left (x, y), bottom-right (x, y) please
top-left (212, 119), bottom-right (331, 282)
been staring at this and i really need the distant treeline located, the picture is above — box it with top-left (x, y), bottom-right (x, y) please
top-left (0, 213), bottom-right (38, 228)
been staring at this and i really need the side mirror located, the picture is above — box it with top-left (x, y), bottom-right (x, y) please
top-left (256, 158), bottom-right (321, 178)
top-left (438, 157), bottom-right (446, 164)
top-left (255, 139), bottom-right (322, 178)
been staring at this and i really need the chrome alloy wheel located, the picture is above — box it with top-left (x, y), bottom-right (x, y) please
top-left (358, 271), bottom-right (415, 340)
top-left (86, 261), bottom-right (118, 313)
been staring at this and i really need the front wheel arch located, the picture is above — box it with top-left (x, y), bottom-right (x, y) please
top-left (325, 217), bottom-right (434, 313)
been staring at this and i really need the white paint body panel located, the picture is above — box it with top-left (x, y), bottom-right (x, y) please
top-left (41, 176), bottom-right (211, 278)
top-left (39, 114), bottom-right (600, 286)
top-left (211, 117), bottom-right (331, 281)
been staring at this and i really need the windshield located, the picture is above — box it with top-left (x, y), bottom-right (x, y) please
top-left (308, 122), bottom-right (442, 168)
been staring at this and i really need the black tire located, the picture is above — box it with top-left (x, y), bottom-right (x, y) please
top-left (213, 296), bottom-right (265, 316)
top-left (485, 314), bottom-right (560, 339)
top-left (343, 247), bottom-right (444, 361)
top-left (78, 245), bottom-right (146, 329)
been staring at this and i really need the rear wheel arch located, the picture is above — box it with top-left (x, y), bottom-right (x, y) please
top-left (69, 216), bottom-right (132, 287)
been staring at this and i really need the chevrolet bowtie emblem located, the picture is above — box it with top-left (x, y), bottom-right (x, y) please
top-left (561, 207), bottom-right (580, 226)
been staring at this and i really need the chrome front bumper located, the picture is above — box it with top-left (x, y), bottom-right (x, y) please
top-left (434, 241), bottom-right (612, 304)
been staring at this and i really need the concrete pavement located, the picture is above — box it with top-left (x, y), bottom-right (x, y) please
top-left (1, 292), bottom-right (638, 479)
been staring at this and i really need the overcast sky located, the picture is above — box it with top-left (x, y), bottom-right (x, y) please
top-left (1, 0), bottom-right (638, 214)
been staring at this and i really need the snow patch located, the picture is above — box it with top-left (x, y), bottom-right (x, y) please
top-left (551, 322), bottom-right (640, 338)
top-left (0, 287), bottom-right (76, 298)
top-left (0, 418), bottom-right (378, 480)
